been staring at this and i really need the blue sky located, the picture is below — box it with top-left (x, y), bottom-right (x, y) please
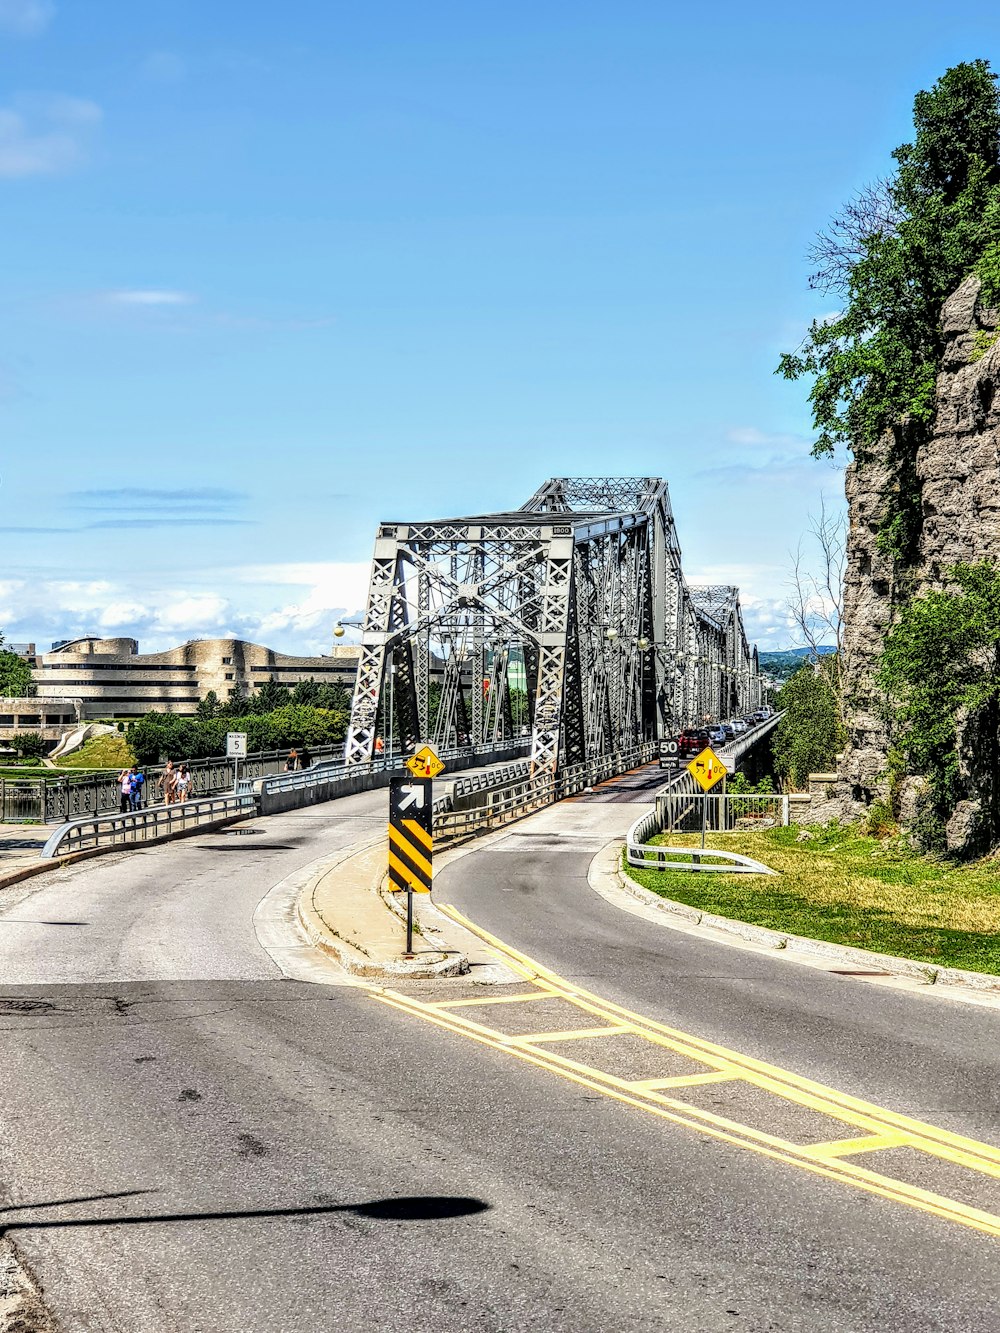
top-left (2, 0), bottom-right (998, 653)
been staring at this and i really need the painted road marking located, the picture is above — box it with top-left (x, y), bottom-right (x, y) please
top-left (368, 903), bottom-right (1000, 1241)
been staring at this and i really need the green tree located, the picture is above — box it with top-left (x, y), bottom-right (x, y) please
top-left (196, 689), bottom-right (221, 720)
top-left (772, 663), bottom-right (846, 791)
top-left (10, 731), bottom-right (46, 759)
top-left (877, 561), bottom-right (1000, 850)
top-left (0, 631), bottom-right (34, 697)
top-left (778, 60), bottom-right (1000, 560)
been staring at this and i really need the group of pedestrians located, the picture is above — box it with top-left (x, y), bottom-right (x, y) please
top-left (117, 760), bottom-right (194, 813)
top-left (117, 766), bottom-right (145, 813)
top-left (157, 759), bottom-right (193, 805)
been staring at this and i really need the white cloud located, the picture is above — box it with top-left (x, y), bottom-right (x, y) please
top-left (0, 95), bottom-right (101, 178)
top-left (107, 289), bottom-right (195, 307)
top-left (0, 0), bottom-right (53, 36)
top-left (0, 563), bottom-right (373, 657)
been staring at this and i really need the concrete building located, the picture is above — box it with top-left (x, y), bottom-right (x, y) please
top-left (33, 637), bottom-right (361, 720)
top-left (0, 696), bottom-right (81, 748)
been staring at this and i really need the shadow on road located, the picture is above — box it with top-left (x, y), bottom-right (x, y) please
top-left (1, 1194), bottom-right (491, 1234)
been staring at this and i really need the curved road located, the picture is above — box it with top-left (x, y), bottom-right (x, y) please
top-left (0, 772), bottom-right (998, 1330)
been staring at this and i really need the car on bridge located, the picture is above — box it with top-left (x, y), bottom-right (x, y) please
top-left (676, 728), bottom-right (713, 758)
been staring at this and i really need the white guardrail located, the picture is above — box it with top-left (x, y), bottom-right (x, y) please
top-left (41, 793), bottom-right (255, 859)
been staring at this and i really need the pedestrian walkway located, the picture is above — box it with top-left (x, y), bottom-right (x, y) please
top-left (0, 825), bottom-right (49, 890)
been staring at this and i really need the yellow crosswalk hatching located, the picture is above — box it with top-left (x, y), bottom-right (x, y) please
top-left (371, 903), bottom-right (1000, 1241)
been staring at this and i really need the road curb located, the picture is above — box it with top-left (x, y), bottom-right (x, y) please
top-left (605, 844), bottom-right (1000, 994)
top-left (295, 838), bottom-right (469, 980)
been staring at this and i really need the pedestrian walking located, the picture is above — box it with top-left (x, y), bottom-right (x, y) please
top-left (176, 764), bottom-right (192, 802)
top-left (284, 748), bottom-right (299, 772)
top-left (129, 766), bottom-right (145, 812)
top-left (298, 745), bottom-right (312, 770)
top-left (118, 768), bottom-right (132, 814)
top-left (374, 736), bottom-right (384, 757)
top-left (158, 760), bottom-right (177, 806)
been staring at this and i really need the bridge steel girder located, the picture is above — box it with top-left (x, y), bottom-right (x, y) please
top-left (345, 478), bottom-right (766, 771)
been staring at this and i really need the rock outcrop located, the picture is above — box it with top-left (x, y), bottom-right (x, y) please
top-left (839, 275), bottom-right (1000, 848)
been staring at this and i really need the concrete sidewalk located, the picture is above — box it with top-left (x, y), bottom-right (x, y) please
top-left (0, 825), bottom-right (50, 891)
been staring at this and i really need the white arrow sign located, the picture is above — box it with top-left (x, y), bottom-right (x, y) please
top-left (398, 785), bottom-right (426, 811)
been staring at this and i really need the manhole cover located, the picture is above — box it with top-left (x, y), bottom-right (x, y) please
top-left (0, 998), bottom-right (56, 1014)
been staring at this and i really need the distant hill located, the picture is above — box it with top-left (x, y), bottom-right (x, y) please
top-left (759, 646), bottom-right (836, 682)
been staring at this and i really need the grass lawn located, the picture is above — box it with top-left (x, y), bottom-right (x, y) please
top-left (624, 823), bottom-right (1000, 976)
top-left (56, 733), bottom-right (132, 769)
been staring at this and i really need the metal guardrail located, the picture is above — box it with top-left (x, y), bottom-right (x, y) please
top-left (431, 742), bottom-right (661, 847)
top-left (626, 839), bottom-right (777, 874)
top-left (626, 780), bottom-right (786, 875)
top-left (449, 761), bottom-right (533, 805)
top-left (434, 774), bottom-right (557, 845)
top-left (257, 738), bottom-right (532, 801)
top-left (40, 793), bottom-right (256, 859)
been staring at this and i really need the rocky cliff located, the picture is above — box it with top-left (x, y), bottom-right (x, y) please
top-left (840, 275), bottom-right (1000, 849)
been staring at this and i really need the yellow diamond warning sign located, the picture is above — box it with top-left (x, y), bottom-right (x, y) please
top-left (687, 746), bottom-right (726, 792)
top-left (405, 744), bottom-right (445, 780)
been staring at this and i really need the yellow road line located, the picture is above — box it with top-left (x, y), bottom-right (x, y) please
top-left (630, 1071), bottom-right (740, 1090)
top-left (372, 987), bottom-right (1000, 1239)
top-left (807, 1132), bottom-right (911, 1158)
top-left (437, 903), bottom-right (1000, 1176)
top-left (508, 1024), bottom-right (631, 1043)
top-left (398, 902), bottom-right (1000, 1239)
top-left (432, 989), bottom-right (560, 1009)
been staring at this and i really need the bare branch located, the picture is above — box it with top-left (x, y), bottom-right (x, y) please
top-left (785, 500), bottom-right (849, 717)
top-left (807, 177), bottom-right (901, 296)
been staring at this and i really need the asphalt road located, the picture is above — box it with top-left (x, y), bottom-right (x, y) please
top-left (0, 772), bottom-right (999, 1330)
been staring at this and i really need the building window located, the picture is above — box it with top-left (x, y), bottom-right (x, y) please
top-left (17, 715), bottom-right (41, 726)
top-left (224, 672), bottom-right (234, 681)
top-left (0, 715), bottom-right (13, 726)
top-left (45, 715), bottom-right (66, 725)
top-left (222, 657), bottom-right (232, 665)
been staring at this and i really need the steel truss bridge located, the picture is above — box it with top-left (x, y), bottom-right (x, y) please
top-left (345, 477), bottom-right (764, 773)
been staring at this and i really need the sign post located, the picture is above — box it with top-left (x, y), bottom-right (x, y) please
top-left (226, 731), bottom-right (248, 792)
top-left (386, 743), bottom-right (446, 956)
top-left (686, 745), bottom-right (727, 848)
top-left (389, 773), bottom-right (434, 956)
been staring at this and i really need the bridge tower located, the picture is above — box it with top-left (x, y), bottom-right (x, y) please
top-left (345, 477), bottom-right (762, 771)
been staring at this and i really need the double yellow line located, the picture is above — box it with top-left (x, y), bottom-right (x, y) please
top-left (371, 904), bottom-right (1000, 1240)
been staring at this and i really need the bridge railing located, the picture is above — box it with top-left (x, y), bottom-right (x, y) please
top-left (1, 741), bottom-right (348, 825)
top-left (432, 741), bottom-right (661, 847)
top-left (40, 793), bottom-right (256, 859)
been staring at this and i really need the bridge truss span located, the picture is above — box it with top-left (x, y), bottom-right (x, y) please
top-left (345, 477), bottom-right (765, 771)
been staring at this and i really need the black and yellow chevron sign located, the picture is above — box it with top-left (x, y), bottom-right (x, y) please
top-left (388, 774), bottom-right (433, 894)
